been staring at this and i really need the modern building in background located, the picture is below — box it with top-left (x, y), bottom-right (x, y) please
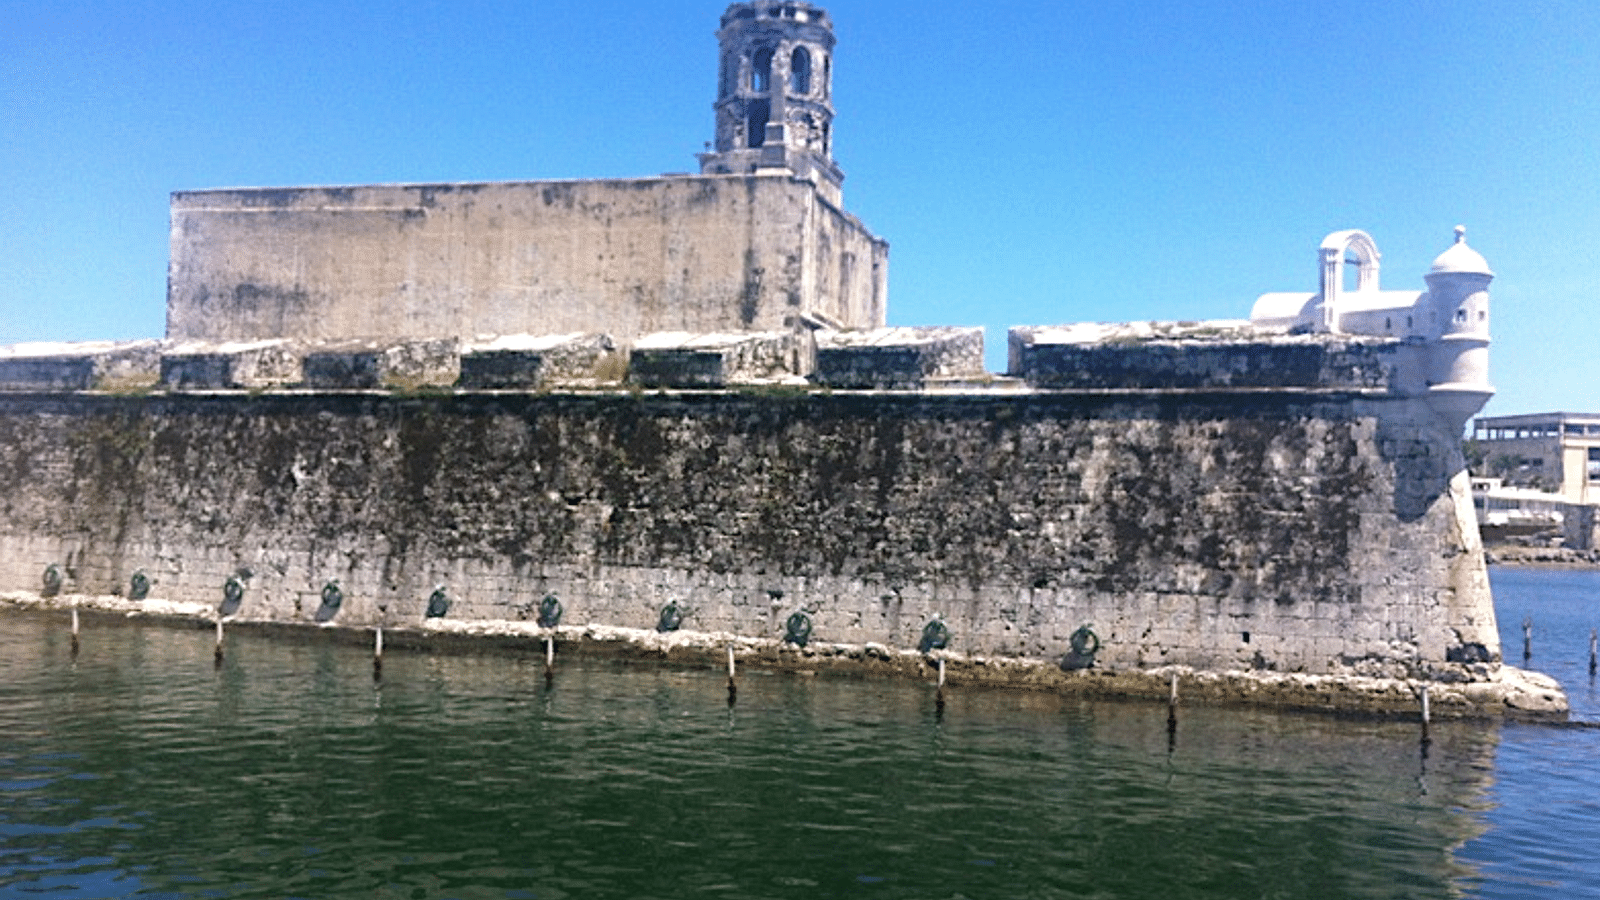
top-left (1470, 412), bottom-right (1600, 549)
top-left (1472, 412), bottom-right (1600, 504)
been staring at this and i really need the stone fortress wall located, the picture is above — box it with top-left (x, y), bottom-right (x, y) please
top-left (0, 321), bottom-right (1498, 683)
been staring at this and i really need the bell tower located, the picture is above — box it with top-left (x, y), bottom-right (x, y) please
top-left (697, 2), bottom-right (844, 205)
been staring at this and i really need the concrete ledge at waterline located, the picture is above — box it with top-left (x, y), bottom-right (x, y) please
top-left (1, 591), bottom-right (215, 624)
top-left (0, 340), bottom-right (161, 392)
top-left (3, 592), bottom-right (1567, 721)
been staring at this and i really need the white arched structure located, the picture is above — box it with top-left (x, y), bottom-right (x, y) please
top-left (1317, 229), bottom-right (1381, 333)
top-left (1248, 226), bottom-right (1495, 430)
top-left (1251, 229), bottom-right (1419, 337)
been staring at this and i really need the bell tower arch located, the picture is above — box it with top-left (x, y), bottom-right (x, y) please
top-left (698, 2), bottom-right (844, 205)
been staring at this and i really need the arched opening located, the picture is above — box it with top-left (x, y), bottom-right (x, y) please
top-left (746, 99), bottom-right (770, 147)
top-left (1343, 250), bottom-right (1362, 294)
top-left (752, 48), bottom-right (773, 92)
top-left (1316, 230), bottom-right (1382, 333)
top-left (790, 47), bottom-right (811, 94)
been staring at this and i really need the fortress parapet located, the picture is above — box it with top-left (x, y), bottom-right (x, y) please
top-left (160, 339), bottom-right (299, 390)
top-left (815, 327), bottom-right (984, 390)
top-left (458, 334), bottom-right (619, 390)
top-left (1010, 322), bottom-right (1397, 392)
top-left (628, 331), bottom-right (803, 388)
top-left (0, 340), bottom-right (160, 392)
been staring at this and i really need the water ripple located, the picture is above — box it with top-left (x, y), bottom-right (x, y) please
top-left (0, 598), bottom-right (1585, 898)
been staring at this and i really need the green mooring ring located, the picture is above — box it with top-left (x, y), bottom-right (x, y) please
top-left (784, 611), bottom-right (813, 647)
top-left (657, 601), bottom-right (683, 633)
top-left (538, 594), bottom-right (563, 628)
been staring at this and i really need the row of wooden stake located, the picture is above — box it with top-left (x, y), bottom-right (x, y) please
top-left (60, 605), bottom-right (1437, 736)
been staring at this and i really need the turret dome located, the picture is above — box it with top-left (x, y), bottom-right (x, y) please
top-left (1430, 225), bottom-right (1493, 276)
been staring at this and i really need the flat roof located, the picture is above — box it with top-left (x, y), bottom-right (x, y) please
top-left (1475, 412), bottom-right (1600, 427)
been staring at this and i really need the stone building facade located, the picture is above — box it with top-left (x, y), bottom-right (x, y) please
top-left (166, 2), bottom-right (885, 347)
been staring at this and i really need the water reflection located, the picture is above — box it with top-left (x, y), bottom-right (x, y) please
top-left (1, 608), bottom-right (1500, 899)
top-left (1458, 567), bottom-right (1600, 899)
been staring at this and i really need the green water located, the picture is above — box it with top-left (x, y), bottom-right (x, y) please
top-left (1, 610), bottom-right (1501, 899)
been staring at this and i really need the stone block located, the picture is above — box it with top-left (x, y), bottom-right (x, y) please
top-left (302, 339), bottom-right (460, 389)
top-left (0, 340), bottom-right (161, 392)
top-left (628, 331), bottom-right (805, 388)
top-left (159, 340), bottom-right (300, 389)
top-left (458, 333), bottom-right (620, 389)
top-left (813, 327), bottom-right (985, 389)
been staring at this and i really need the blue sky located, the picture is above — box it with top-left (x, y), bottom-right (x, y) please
top-left (3, 1), bottom-right (1596, 418)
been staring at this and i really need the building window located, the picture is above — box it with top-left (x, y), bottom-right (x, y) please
top-left (1589, 448), bottom-right (1600, 481)
top-left (746, 99), bottom-right (770, 148)
top-left (790, 47), bottom-right (811, 94)
top-left (752, 48), bottom-right (773, 92)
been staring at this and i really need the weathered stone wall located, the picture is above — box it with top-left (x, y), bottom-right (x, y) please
top-left (167, 175), bottom-right (889, 344)
top-left (0, 387), bottom-right (1497, 677)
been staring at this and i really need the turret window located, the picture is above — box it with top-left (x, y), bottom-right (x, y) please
top-left (790, 47), bottom-right (811, 94)
top-left (752, 48), bottom-right (773, 92)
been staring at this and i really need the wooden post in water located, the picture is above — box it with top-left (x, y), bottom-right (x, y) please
top-left (727, 644), bottom-right (737, 705)
top-left (935, 657), bottom-right (946, 714)
top-left (1165, 671), bottom-right (1180, 753)
top-left (1420, 684), bottom-right (1432, 745)
top-left (544, 635), bottom-right (555, 686)
top-left (70, 601), bottom-right (80, 656)
top-left (214, 617), bottom-right (225, 666)
top-left (1523, 617), bottom-right (1532, 662)
top-left (1590, 629), bottom-right (1596, 677)
top-left (373, 626), bottom-right (384, 680)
